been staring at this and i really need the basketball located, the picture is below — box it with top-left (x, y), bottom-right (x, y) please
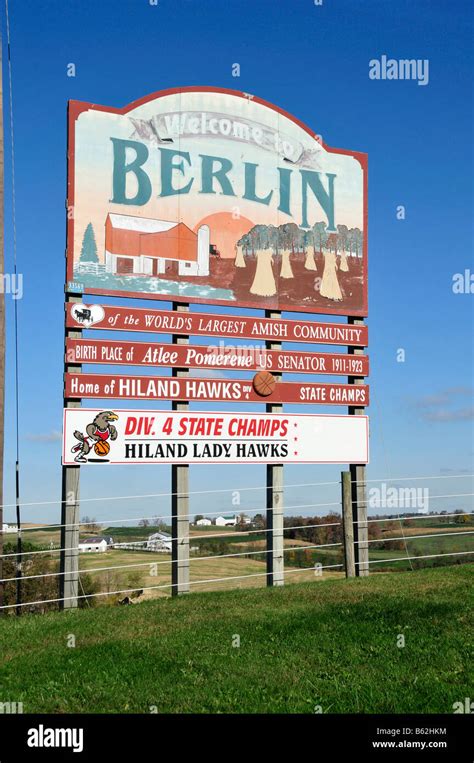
top-left (253, 371), bottom-right (276, 397)
top-left (94, 440), bottom-right (110, 456)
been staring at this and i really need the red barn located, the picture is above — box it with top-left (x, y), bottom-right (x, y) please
top-left (104, 214), bottom-right (210, 277)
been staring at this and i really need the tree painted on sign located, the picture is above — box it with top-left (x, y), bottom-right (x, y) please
top-left (80, 223), bottom-right (98, 263)
top-left (312, 221), bottom-right (328, 254)
top-left (280, 223), bottom-right (300, 253)
top-left (352, 228), bottom-right (363, 257)
top-left (267, 225), bottom-right (280, 255)
top-left (337, 224), bottom-right (349, 271)
top-left (346, 227), bottom-right (363, 258)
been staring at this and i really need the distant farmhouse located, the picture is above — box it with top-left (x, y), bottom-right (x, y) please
top-left (2, 523), bottom-right (15, 533)
top-left (195, 514), bottom-right (251, 527)
top-left (104, 214), bottom-right (210, 278)
top-left (215, 515), bottom-right (237, 527)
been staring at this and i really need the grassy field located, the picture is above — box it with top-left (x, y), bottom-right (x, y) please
top-left (78, 547), bottom-right (341, 601)
top-left (0, 565), bottom-right (472, 714)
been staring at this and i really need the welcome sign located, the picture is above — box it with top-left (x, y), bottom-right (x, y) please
top-left (67, 87), bottom-right (367, 315)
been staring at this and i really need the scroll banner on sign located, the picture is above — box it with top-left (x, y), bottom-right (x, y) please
top-left (62, 409), bottom-right (369, 465)
top-left (64, 373), bottom-right (369, 406)
top-left (65, 338), bottom-right (369, 377)
top-left (65, 303), bottom-right (368, 347)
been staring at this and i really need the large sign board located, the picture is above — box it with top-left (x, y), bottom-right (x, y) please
top-left (65, 373), bottom-right (369, 406)
top-left (67, 87), bottom-right (367, 316)
top-left (65, 302), bottom-right (369, 346)
top-left (62, 408), bottom-right (369, 465)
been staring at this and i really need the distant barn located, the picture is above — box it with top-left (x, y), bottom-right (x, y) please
top-left (79, 537), bottom-right (108, 553)
top-left (104, 214), bottom-right (210, 278)
top-left (146, 531), bottom-right (172, 553)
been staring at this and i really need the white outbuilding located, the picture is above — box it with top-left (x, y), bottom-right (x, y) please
top-left (79, 538), bottom-right (108, 553)
top-left (146, 531), bottom-right (172, 553)
top-left (215, 515), bottom-right (237, 527)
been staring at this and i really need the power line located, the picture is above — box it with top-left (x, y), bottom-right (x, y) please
top-left (0, 521), bottom-right (343, 559)
top-left (4, 506), bottom-right (343, 534)
top-left (357, 550), bottom-right (474, 566)
top-left (0, 541), bottom-right (343, 584)
top-left (2, 549), bottom-right (473, 611)
top-left (355, 530), bottom-right (474, 544)
top-left (0, 562), bottom-right (345, 610)
top-left (354, 511), bottom-right (474, 525)
top-left (1, 473), bottom-right (472, 512)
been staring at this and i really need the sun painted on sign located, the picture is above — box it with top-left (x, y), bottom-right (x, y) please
top-left (67, 87), bottom-right (367, 315)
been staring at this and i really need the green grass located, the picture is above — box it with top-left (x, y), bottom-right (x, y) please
top-left (0, 565), bottom-right (472, 714)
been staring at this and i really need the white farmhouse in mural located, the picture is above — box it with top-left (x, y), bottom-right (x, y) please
top-left (196, 517), bottom-right (212, 526)
top-left (104, 214), bottom-right (210, 278)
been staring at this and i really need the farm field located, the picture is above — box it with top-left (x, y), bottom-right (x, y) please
top-left (78, 547), bottom-right (343, 602)
top-left (0, 565), bottom-right (472, 714)
top-left (11, 518), bottom-right (472, 601)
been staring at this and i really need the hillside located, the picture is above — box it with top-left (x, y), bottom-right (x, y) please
top-left (0, 566), bottom-right (472, 714)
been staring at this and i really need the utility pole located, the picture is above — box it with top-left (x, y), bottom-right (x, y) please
top-left (0, 36), bottom-right (6, 613)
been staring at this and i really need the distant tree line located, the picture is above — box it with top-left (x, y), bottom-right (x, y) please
top-left (237, 222), bottom-right (363, 256)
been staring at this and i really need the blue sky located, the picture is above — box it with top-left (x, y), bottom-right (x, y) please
top-left (1, 0), bottom-right (473, 527)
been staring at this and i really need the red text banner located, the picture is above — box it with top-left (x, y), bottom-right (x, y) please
top-left (65, 303), bottom-right (368, 347)
top-left (62, 408), bottom-right (369, 465)
top-left (65, 373), bottom-right (369, 406)
top-left (65, 338), bottom-right (369, 377)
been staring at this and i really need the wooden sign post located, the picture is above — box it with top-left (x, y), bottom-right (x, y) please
top-left (60, 294), bottom-right (82, 609)
top-left (348, 317), bottom-right (369, 576)
top-left (341, 470), bottom-right (356, 577)
top-left (171, 303), bottom-right (190, 596)
top-left (265, 311), bottom-right (284, 587)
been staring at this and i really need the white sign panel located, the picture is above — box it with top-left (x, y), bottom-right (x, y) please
top-left (62, 408), bottom-right (369, 465)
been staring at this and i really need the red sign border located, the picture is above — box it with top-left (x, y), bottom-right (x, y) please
top-left (66, 86), bottom-right (368, 317)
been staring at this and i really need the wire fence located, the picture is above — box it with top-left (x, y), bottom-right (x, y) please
top-left (0, 473), bottom-right (472, 613)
